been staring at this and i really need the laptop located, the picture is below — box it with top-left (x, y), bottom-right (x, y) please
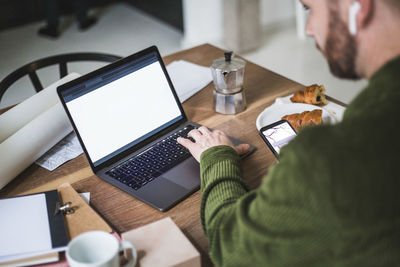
top-left (57, 46), bottom-right (253, 211)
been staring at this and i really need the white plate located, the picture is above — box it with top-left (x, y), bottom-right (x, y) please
top-left (256, 103), bottom-right (337, 130)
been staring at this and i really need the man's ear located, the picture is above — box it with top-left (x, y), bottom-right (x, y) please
top-left (356, 0), bottom-right (374, 31)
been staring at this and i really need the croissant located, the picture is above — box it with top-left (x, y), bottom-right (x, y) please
top-left (281, 113), bottom-right (303, 131)
top-left (282, 109), bottom-right (322, 131)
top-left (290, 84), bottom-right (327, 106)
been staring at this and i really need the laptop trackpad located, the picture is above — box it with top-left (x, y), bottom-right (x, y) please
top-left (162, 157), bottom-right (200, 190)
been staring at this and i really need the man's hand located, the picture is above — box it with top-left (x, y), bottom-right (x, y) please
top-left (177, 126), bottom-right (251, 162)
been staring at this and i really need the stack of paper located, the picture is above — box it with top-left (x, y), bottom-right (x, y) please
top-left (35, 131), bottom-right (83, 171)
top-left (166, 60), bottom-right (213, 103)
top-left (0, 252), bottom-right (59, 266)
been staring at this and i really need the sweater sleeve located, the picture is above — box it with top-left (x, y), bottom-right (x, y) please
top-left (200, 144), bottom-right (333, 267)
top-left (200, 146), bottom-right (249, 235)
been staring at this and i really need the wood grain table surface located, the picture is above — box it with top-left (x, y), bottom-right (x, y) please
top-left (0, 44), bottom-right (346, 266)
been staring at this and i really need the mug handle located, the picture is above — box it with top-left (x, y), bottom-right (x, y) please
top-left (119, 240), bottom-right (137, 267)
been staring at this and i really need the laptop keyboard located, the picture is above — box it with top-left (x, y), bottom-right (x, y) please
top-left (106, 125), bottom-right (196, 190)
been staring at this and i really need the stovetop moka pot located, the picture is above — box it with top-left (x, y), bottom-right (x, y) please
top-left (210, 51), bottom-right (246, 114)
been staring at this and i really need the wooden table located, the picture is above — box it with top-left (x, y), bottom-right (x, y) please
top-left (0, 44), bottom-right (345, 266)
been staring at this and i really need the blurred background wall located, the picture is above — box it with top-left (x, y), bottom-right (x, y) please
top-left (0, 0), bottom-right (366, 108)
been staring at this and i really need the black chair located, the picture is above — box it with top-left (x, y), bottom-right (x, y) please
top-left (0, 52), bottom-right (122, 104)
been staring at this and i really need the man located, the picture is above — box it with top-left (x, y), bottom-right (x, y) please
top-left (177, 0), bottom-right (400, 266)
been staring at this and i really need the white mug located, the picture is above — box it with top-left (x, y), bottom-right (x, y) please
top-left (66, 231), bottom-right (137, 267)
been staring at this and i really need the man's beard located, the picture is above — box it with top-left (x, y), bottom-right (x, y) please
top-left (324, 7), bottom-right (360, 80)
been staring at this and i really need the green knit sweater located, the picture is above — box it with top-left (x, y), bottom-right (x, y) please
top-left (199, 57), bottom-right (400, 267)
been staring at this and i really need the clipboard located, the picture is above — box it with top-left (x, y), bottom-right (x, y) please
top-left (0, 190), bottom-right (69, 263)
top-left (57, 183), bottom-right (112, 239)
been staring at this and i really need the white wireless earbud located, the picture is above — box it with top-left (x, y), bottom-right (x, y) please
top-left (349, 1), bottom-right (361, 35)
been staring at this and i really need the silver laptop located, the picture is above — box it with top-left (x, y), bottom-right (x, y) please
top-left (57, 46), bottom-right (253, 211)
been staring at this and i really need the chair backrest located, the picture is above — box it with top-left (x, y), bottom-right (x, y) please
top-left (0, 52), bottom-right (122, 104)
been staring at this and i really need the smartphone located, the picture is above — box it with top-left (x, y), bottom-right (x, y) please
top-left (259, 120), bottom-right (297, 157)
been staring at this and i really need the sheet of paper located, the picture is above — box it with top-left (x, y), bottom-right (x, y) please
top-left (36, 132), bottom-right (83, 171)
top-left (0, 194), bottom-right (52, 260)
top-left (166, 60), bottom-right (213, 103)
top-left (79, 192), bottom-right (90, 204)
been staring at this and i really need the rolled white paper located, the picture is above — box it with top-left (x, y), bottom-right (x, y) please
top-left (0, 103), bottom-right (72, 189)
top-left (0, 73), bottom-right (80, 142)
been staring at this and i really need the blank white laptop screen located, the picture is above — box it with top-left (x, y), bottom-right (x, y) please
top-left (66, 61), bottom-right (181, 165)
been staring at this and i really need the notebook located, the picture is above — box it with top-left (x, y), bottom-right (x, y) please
top-left (57, 46), bottom-right (254, 211)
top-left (0, 190), bottom-right (68, 263)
